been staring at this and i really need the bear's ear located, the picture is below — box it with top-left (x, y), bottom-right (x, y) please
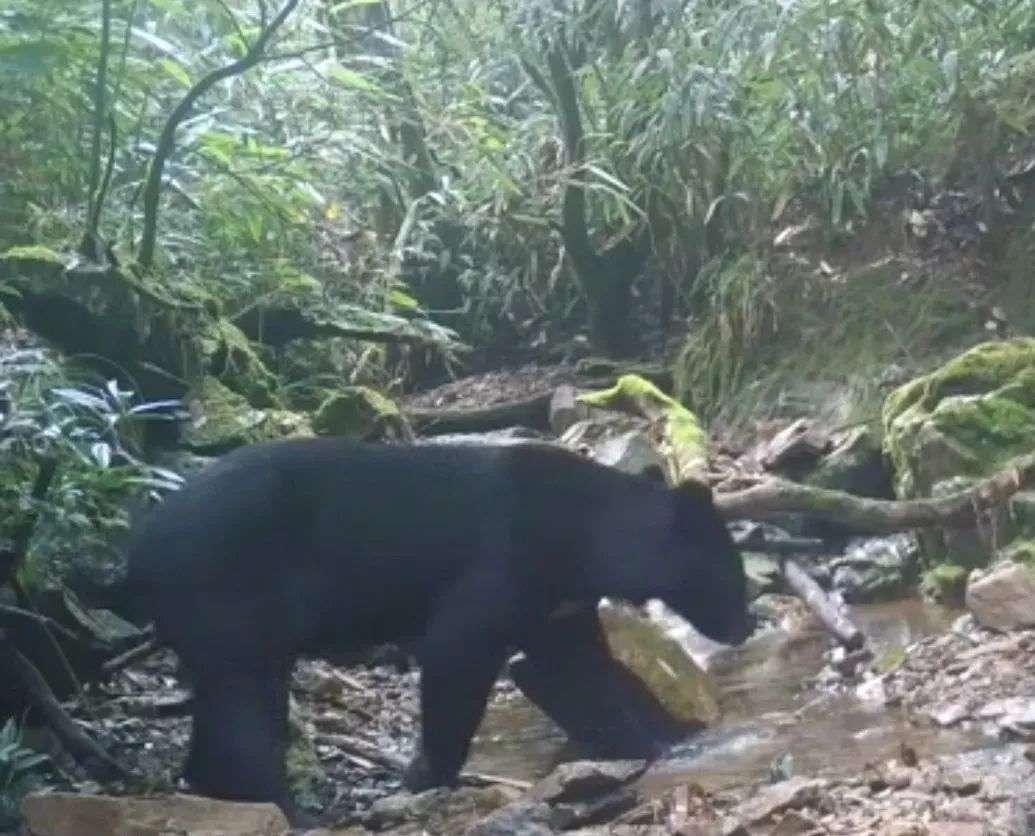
top-left (673, 478), bottom-right (715, 506)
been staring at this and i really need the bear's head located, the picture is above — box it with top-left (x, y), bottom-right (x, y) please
top-left (660, 479), bottom-right (754, 646)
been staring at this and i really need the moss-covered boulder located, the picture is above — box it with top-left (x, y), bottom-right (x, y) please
top-left (0, 248), bottom-right (277, 407)
top-left (919, 563), bottom-right (969, 606)
top-left (312, 387), bottom-right (412, 441)
top-left (181, 378), bottom-right (311, 454)
top-left (578, 374), bottom-right (708, 485)
top-left (883, 339), bottom-right (1035, 567)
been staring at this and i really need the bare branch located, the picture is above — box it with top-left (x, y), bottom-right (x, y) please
top-left (716, 452), bottom-right (1035, 534)
top-left (137, 0), bottom-right (302, 270)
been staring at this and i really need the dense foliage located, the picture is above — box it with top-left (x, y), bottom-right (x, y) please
top-left (2, 0), bottom-right (1031, 356)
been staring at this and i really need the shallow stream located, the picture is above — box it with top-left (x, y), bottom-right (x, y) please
top-left (467, 598), bottom-right (992, 793)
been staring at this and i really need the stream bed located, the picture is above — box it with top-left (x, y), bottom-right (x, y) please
top-left (467, 598), bottom-right (992, 796)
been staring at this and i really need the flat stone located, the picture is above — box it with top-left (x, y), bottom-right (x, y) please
top-left (930, 702), bottom-right (970, 727)
top-left (531, 760), bottom-right (646, 803)
top-left (925, 821), bottom-right (987, 836)
top-left (938, 768), bottom-right (983, 796)
top-left (734, 778), bottom-right (823, 825)
top-left (966, 561), bottom-right (1035, 632)
top-left (20, 793), bottom-right (290, 836)
top-left (462, 801), bottom-right (556, 836)
top-left (878, 823), bottom-right (925, 836)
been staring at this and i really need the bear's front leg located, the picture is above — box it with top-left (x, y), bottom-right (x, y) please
top-left (184, 662), bottom-right (292, 805)
top-left (404, 576), bottom-right (511, 791)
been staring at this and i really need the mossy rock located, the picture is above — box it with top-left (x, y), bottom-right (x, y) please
top-left (998, 538), bottom-right (1035, 568)
top-left (920, 564), bottom-right (969, 606)
top-left (598, 602), bottom-right (720, 726)
top-left (181, 377), bottom-right (311, 454)
top-left (1, 248), bottom-right (278, 409)
top-left (312, 387), bottom-right (411, 441)
top-left (805, 425), bottom-right (891, 498)
top-left (579, 374), bottom-right (708, 485)
top-left (883, 339), bottom-right (1035, 567)
top-left (191, 317), bottom-right (278, 407)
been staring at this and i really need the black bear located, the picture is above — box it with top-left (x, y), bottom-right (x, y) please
top-left (126, 438), bottom-right (752, 817)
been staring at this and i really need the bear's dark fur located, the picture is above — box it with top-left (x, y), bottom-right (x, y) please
top-left (126, 438), bottom-right (751, 815)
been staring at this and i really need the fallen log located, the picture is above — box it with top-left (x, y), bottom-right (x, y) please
top-left (716, 452), bottom-right (1035, 533)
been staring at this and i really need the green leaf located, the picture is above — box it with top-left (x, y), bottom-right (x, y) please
top-left (326, 64), bottom-right (382, 94)
top-left (158, 58), bottom-right (192, 88)
top-left (389, 289), bottom-right (420, 310)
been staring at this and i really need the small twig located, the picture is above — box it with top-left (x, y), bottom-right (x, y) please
top-left (314, 733), bottom-right (408, 772)
top-left (102, 637), bottom-right (158, 674)
top-left (459, 771), bottom-right (534, 791)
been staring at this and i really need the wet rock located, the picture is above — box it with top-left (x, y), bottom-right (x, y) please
top-left (598, 602), bottom-right (721, 726)
top-left (921, 564), bottom-right (970, 605)
top-left (364, 787), bottom-right (516, 833)
top-left (532, 760), bottom-right (646, 804)
top-left (999, 702), bottom-right (1035, 741)
top-left (965, 561), bottom-right (1035, 631)
top-left (829, 534), bottom-right (919, 603)
top-left (743, 553), bottom-right (782, 599)
top-left (925, 823), bottom-right (987, 836)
top-left (805, 425), bottom-right (891, 499)
top-left (552, 789), bottom-right (640, 829)
top-left (769, 810), bottom-right (824, 835)
top-left (1006, 795), bottom-right (1035, 836)
top-left (879, 823), bottom-right (925, 836)
top-left (462, 800), bottom-right (556, 836)
top-left (592, 430), bottom-right (668, 480)
top-left (930, 702), bottom-right (970, 727)
top-left (20, 792), bottom-right (290, 836)
top-left (938, 768), bottom-right (982, 795)
top-left (734, 777), bottom-right (823, 826)
top-left (549, 385), bottom-right (589, 435)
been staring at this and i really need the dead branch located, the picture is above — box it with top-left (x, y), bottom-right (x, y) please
top-left (781, 559), bottom-right (865, 651)
top-left (102, 637), bottom-right (158, 674)
top-left (0, 628), bottom-right (129, 781)
top-left (716, 452), bottom-right (1035, 533)
top-left (407, 391), bottom-right (554, 436)
top-left (0, 604), bottom-right (85, 646)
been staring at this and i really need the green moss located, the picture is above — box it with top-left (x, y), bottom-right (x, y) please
top-left (883, 339), bottom-right (1035, 509)
top-left (874, 645), bottom-right (907, 674)
top-left (920, 564), bottom-right (969, 605)
top-left (580, 374), bottom-right (707, 483)
top-left (1, 245), bottom-right (66, 265)
top-left (181, 377), bottom-right (311, 453)
top-left (885, 339), bottom-right (1035, 430)
top-left (312, 387), bottom-right (404, 439)
top-left (192, 318), bottom-right (278, 407)
top-left (929, 395), bottom-right (1035, 471)
top-left (1001, 539), bottom-right (1035, 568)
